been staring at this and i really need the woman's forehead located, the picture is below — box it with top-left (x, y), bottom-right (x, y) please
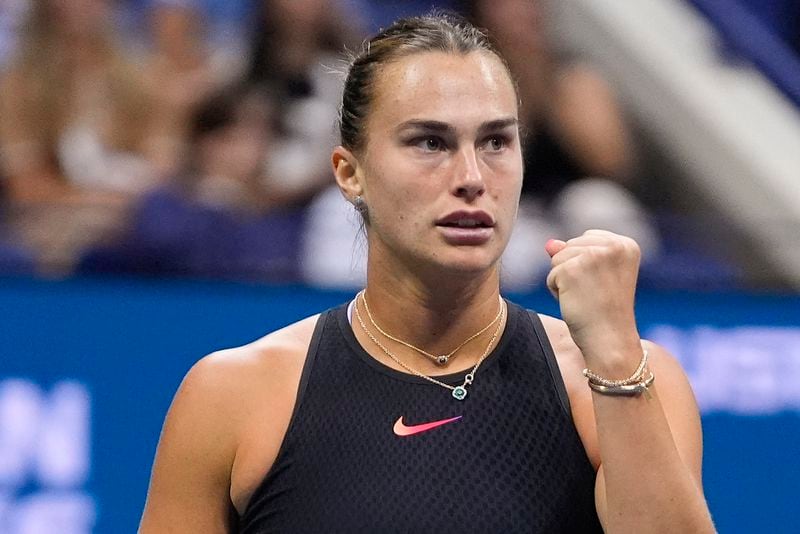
top-left (370, 51), bottom-right (518, 128)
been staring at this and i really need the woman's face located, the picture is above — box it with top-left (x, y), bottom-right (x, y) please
top-left (355, 51), bottom-right (523, 276)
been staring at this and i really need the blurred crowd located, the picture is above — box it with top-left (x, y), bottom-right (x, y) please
top-left (0, 0), bottom-right (730, 289)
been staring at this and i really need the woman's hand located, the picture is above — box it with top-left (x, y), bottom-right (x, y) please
top-left (545, 229), bottom-right (642, 371)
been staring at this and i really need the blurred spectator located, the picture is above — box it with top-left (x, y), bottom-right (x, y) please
top-left (138, 0), bottom-right (249, 176)
top-left (0, 0), bottom-right (157, 199)
top-left (0, 176), bottom-right (35, 275)
top-left (0, 0), bottom-right (158, 274)
top-left (241, 0), bottom-right (370, 288)
top-left (245, 0), bottom-right (365, 207)
top-left (462, 0), bottom-right (661, 288)
top-left (0, 0), bottom-right (30, 73)
top-left (79, 84), bottom-right (305, 282)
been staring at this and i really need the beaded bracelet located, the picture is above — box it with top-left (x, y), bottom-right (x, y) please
top-left (582, 349), bottom-right (649, 387)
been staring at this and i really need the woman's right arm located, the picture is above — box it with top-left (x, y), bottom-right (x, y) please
top-left (139, 355), bottom-right (241, 533)
top-left (140, 314), bottom-right (317, 532)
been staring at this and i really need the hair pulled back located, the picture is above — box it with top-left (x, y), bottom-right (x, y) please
top-left (339, 13), bottom-right (512, 152)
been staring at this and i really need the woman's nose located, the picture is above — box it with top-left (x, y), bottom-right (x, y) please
top-left (453, 147), bottom-right (486, 200)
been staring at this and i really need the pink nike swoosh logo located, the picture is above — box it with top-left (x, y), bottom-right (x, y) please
top-left (393, 415), bottom-right (462, 437)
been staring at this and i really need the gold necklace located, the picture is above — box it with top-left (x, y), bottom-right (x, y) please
top-left (354, 293), bottom-right (506, 401)
top-left (359, 290), bottom-right (503, 366)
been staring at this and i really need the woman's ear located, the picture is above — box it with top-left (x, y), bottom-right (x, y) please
top-left (331, 146), bottom-right (364, 202)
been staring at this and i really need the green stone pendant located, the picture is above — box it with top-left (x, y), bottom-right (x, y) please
top-left (452, 386), bottom-right (468, 401)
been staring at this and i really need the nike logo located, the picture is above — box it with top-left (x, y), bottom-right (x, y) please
top-left (393, 415), bottom-right (462, 437)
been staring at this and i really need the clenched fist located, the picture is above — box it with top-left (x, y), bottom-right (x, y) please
top-left (545, 229), bottom-right (643, 371)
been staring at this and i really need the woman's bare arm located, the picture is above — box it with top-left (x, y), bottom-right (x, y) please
top-left (545, 231), bottom-right (715, 533)
top-left (139, 315), bottom-right (316, 533)
top-left (139, 354), bottom-right (242, 533)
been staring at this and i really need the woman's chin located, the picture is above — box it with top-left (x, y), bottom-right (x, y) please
top-left (432, 249), bottom-right (501, 277)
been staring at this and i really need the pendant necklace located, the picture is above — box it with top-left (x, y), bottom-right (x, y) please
top-left (354, 291), bottom-right (505, 401)
top-left (361, 290), bottom-right (504, 366)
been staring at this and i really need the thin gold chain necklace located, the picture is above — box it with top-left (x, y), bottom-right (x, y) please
top-left (354, 292), bottom-right (506, 401)
top-left (359, 289), bottom-right (503, 366)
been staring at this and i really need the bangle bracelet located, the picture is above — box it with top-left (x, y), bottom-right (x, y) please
top-left (583, 349), bottom-right (649, 387)
top-left (587, 371), bottom-right (655, 399)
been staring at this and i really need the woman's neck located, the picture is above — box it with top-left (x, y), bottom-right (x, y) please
top-left (359, 255), bottom-right (503, 371)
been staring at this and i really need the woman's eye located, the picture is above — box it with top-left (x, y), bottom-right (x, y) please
top-left (484, 136), bottom-right (506, 151)
top-left (413, 136), bottom-right (444, 152)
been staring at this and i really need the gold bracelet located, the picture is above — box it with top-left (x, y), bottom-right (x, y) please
top-left (587, 371), bottom-right (655, 399)
top-left (582, 349), bottom-right (649, 387)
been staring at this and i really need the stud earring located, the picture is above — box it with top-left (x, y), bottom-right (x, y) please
top-left (353, 195), bottom-right (369, 223)
top-left (354, 195), bottom-right (367, 214)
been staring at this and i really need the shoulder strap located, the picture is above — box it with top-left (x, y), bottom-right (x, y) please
top-left (526, 310), bottom-right (572, 418)
top-left (285, 307), bottom-right (333, 425)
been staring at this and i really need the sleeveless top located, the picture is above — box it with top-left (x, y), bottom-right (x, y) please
top-left (237, 301), bottom-right (602, 533)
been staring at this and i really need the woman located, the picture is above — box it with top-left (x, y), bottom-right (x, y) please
top-left (140, 14), bottom-right (715, 533)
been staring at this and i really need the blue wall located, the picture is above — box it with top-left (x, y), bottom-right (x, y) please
top-left (1, 276), bottom-right (798, 533)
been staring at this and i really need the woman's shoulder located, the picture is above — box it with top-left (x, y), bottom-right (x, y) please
top-left (152, 313), bottom-right (324, 477)
top-left (160, 312), bottom-right (323, 447)
top-left (187, 313), bottom-right (323, 399)
top-left (141, 313), bottom-right (326, 529)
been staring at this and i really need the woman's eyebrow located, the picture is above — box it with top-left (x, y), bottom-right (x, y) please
top-left (395, 120), bottom-right (454, 134)
top-left (477, 118), bottom-right (519, 134)
top-left (395, 117), bottom-right (519, 135)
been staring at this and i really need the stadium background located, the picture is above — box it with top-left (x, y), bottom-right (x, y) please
top-left (1, 0), bottom-right (799, 532)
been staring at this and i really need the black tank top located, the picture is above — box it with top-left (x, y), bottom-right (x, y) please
top-left (238, 301), bottom-right (602, 533)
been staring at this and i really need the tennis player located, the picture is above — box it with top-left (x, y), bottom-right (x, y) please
top-left (140, 13), bottom-right (715, 533)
